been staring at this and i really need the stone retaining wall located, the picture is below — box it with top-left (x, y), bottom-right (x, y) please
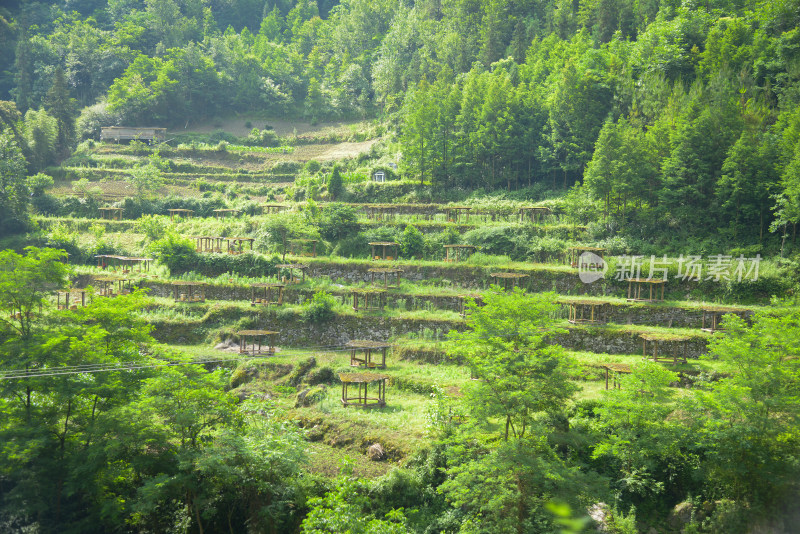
top-left (149, 312), bottom-right (710, 358)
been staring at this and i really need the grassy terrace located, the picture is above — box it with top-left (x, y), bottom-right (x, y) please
top-left (72, 262), bottom-right (777, 313)
top-left (34, 216), bottom-right (585, 246)
top-left (41, 135), bottom-right (791, 482)
top-left (163, 342), bottom-right (725, 471)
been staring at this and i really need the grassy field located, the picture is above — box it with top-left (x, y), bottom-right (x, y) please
top-left (36, 131), bottom-right (789, 482)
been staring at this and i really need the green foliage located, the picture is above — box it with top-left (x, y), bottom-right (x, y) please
top-left (305, 159), bottom-right (322, 174)
top-left (319, 203), bottom-right (360, 242)
top-left (300, 290), bottom-right (336, 324)
top-left (191, 400), bottom-right (307, 532)
top-left (0, 131), bottom-right (30, 235)
top-left (0, 286), bottom-right (157, 532)
top-left (135, 214), bottom-right (171, 242)
top-left (128, 160), bottom-right (163, 200)
top-left (449, 288), bottom-right (577, 441)
top-left (462, 224), bottom-right (525, 259)
top-left (243, 127), bottom-right (281, 147)
top-left (148, 232), bottom-right (198, 274)
top-left (23, 108), bottom-right (57, 171)
top-left (591, 362), bottom-right (682, 504)
top-left (400, 224), bottom-right (424, 259)
top-left (683, 309), bottom-right (800, 508)
top-left (440, 435), bottom-right (588, 533)
top-left (44, 67), bottom-right (77, 157)
top-left (0, 246), bottom-right (69, 340)
top-left (189, 252), bottom-right (279, 278)
top-left (256, 212), bottom-right (317, 259)
top-left (301, 461), bottom-right (410, 534)
top-left (423, 384), bottom-right (460, 438)
top-left (328, 165), bottom-right (343, 200)
top-left (5, 2), bottom-right (800, 532)
top-left (526, 236), bottom-right (568, 263)
top-left (26, 172), bottom-right (53, 196)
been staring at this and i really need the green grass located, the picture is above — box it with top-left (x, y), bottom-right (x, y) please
top-left (160, 339), bottom-right (724, 469)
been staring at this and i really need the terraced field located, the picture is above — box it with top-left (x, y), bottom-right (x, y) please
top-left (37, 133), bottom-right (791, 471)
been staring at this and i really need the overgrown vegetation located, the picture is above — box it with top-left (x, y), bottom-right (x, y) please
top-left (2, 0), bottom-right (800, 532)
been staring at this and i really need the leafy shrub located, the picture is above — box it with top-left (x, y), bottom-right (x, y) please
top-left (332, 235), bottom-right (369, 258)
top-left (148, 233), bottom-right (198, 274)
top-left (271, 160), bottom-right (302, 174)
top-left (424, 226), bottom-right (461, 261)
top-left (243, 128), bottom-right (280, 147)
top-left (116, 195), bottom-right (226, 219)
top-left (208, 130), bottom-right (238, 144)
top-left (192, 252), bottom-right (279, 277)
top-left (526, 237), bottom-right (567, 263)
top-left (300, 291), bottom-right (336, 323)
top-left (400, 225), bottom-right (425, 259)
top-left (46, 223), bottom-right (82, 261)
top-left (319, 203), bottom-right (360, 242)
top-left (31, 194), bottom-right (60, 215)
top-left (58, 195), bottom-right (102, 218)
top-left (463, 252), bottom-right (512, 266)
top-left (135, 214), bottom-right (171, 242)
top-left (77, 102), bottom-right (119, 140)
top-left (305, 160), bottom-right (322, 174)
top-left (27, 173), bottom-right (54, 196)
top-left (463, 224), bottom-right (523, 258)
top-left (328, 165), bottom-right (343, 200)
top-left (364, 225), bottom-right (400, 244)
top-left (347, 180), bottom-right (416, 203)
top-left (128, 140), bottom-right (151, 156)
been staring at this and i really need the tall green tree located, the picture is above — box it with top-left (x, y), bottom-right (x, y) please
top-left (448, 288), bottom-right (577, 441)
top-left (44, 67), bottom-right (77, 158)
top-left (717, 128), bottom-right (778, 241)
top-left (0, 131), bottom-right (30, 234)
top-left (584, 117), bottom-right (659, 221)
top-left (328, 164), bottom-right (343, 200)
top-left (591, 362), bottom-right (685, 506)
top-left (23, 108), bottom-right (57, 172)
top-left (401, 79), bottom-right (435, 185)
top-left (683, 309), bottom-right (800, 509)
top-left (442, 288), bottom-right (592, 532)
top-left (659, 90), bottom-right (743, 228)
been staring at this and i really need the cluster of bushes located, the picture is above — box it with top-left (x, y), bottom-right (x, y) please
top-left (345, 181), bottom-right (417, 203)
top-left (36, 222), bottom-right (129, 265)
top-left (149, 233), bottom-right (281, 277)
top-left (299, 291), bottom-right (336, 323)
top-left (30, 194), bottom-right (254, 219)
top-left (186, 250), bottom-right (281, 278)
top-left (240, 128), bottom-right (281, 147)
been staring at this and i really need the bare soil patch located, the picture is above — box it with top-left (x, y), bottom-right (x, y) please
top-left (172, 116), bottom-right (369, 137)
top-left (291, 140), bottom-right (378, 161)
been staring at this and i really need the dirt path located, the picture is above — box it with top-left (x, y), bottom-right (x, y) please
top-left (172, 116), bottom-right (370, 138)
top-left (292, 139), bottom-right (378, 161)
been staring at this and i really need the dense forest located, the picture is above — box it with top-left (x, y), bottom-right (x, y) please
top-left (2, 0), bottom-right (800, 533)
top-left (1, 0), bottom-right (800, 245)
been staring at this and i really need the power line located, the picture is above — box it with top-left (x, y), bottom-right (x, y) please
top-left (0, 346), bottom-right (349, 380)
top-left (0, 337), bottom-right (455, 381)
